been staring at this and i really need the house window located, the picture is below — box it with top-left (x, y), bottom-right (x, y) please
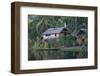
top-left (45, 34), bottom-right (50, 36)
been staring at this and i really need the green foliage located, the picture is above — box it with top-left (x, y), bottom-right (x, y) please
top-left (59, 35), bottom-right (77, 47)
top-left (28, 15), bottom-right (88, 60)
top-left (28, 15), bottom-right (88, 43)
top-left (33, 40), bottom-right (49, 49)
top-left (47, 39), bottom-right (61, 48)
top-left (81, 45), bottom-right (88, 57)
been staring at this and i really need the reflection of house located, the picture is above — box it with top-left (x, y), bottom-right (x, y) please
top-left (42, 27), bottom-right (68, 40)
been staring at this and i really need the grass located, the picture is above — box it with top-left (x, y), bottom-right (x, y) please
top-left (60, 46), bottom-right (83, 52)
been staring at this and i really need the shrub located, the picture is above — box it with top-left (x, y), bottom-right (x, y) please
top-left (59, 35), bottom-right (77, 47)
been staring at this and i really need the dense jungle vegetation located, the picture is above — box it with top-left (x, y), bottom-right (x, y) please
top-left (28, 15), bottom-right (88, 60)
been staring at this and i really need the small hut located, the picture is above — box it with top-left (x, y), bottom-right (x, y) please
top-left (42, 27), bottom-right (68, 40)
